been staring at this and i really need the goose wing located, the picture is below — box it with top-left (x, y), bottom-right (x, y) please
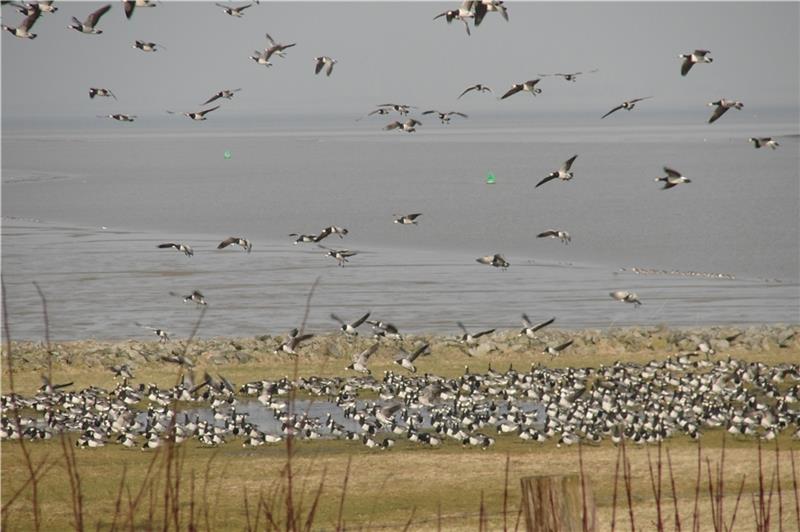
top-left (123, 0), bottom-right (135, 19)
top-left (537, 230), bottom-right (558, 238)
top-left (202, 93), bottom-right (223, 106)
top-left (601, 104), bottom-right (623, 119)
top-left (708, 104), bottom-right (728, 124)
top-left (198, 105), bottom-right (220, 117)
top-left (21, 8), bottom-right (41, 30)
top-left (86, 4), bottom-right (111, 26)
top-left (314, 57), bottom-right (324, 74)
top-left (500, 84), bottom-right (522, 100)
top-left (217, 237), bottom-right (237, 249)
top-left (457, 85), bottom-right (477, 99)
top-left (355, 343), bottom-right (379, 365)
top-left (408, 343), bottom-right (430, 362)
top-left (560, 155), bottom-right (578, 172)
top-left (535, 174), bottom-right (558, 188)
top-left (680, 57), bottom-right (694, 76)
top-left (531, 317), bottom-right (556, 332)
top-left (663, 167), bottom-right (681, 178)
top-left (555, 339), bottom-right (573, 352)
top-left (351, 312), bottom-right (371, 328)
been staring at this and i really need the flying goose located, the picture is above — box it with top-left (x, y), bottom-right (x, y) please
top-left (264, 33), bottom-right (296, 60)
top-left (500, 80), bottom-right (542, 99)
top-left (250, 50), bottom-right (272, 67)
top-left (542, 339), bottom-right (573, 357)
top-left (422, 110), bottom-right (468, 124)
top-left (202, 88), bottom-right (241, 105)
top-left (680, 49), bottom-right (712, 76)
top-left (749, 137), bottom-right (779, 150)
top-left (655, 167), bottom-right (691, 189)
top-left (707, 99), bottom-right (743, 124)
top-left (393, 213), bottom-right (422, 225)
top-left (433, 2), bottom-right (474, 36)
top-left (457, 84), bottom-right (492, 99)
top-left (123, 0), bottom-right (156, 20)
top-left (133, 40), bottom-right (165, 52)
top-left (216, 2), bottom-right (251, 17)
top-left (384, 119), bottom-right (421, 132)
top-left (368, 320), bottom-right (401, 339)
top-left (377, 103), bottom-right (415, 115)
top-left (289, 233), bottom-right (318, 244)
top-left (394, 343), bottom-right (429, 373)
top-left (601, 96), bottom-right (652, 119)
top-left (316, 225), bottom-right (349, 241)
top-left (68, 4), bottom-right (111, 34)
top-left (157, 242), bottom-right (193, 256)
top-left (519, 315), bottom-right (555, 339)
top-left (331, 312), bottom-right (371, 335)
top-left (345, 343), bottom-right (379, 374)
top-left (2, 6), bottom-right (40, 38)
top-left (136, 323), bottom-right (169, 342)
top-left (356, 108), bottom-right (391, 121)
top-left (172, 290), bottom-right (207, 306)
top-left (218, 236), bottom-right (252, 252)
top-left (539, 69), bottom-right (598, 82)
top-left (319, 245), bottom-right (357, 266)
top-left (314, 56), bottom-right (337, 76)
top-left (274, 328), bottom-right (314, 355)
top-left (476, 254), bottom-right (509, 269)
top-left (167, 105), bottom-right (220, 121)
top-left (610, 290), bottom-right (641, 306)
top-left (535, 155), bottom-right (578, 188)
top-left (475, 0), bottom-right (508, 23)
top-left (89, 87), bottom-right (116, 100)
top-left (537, 230), bottom-right (571, 244)
top-left (457, 322), bottom-right (495, 346)
top-left (98, 114), bottom-right (135, 122)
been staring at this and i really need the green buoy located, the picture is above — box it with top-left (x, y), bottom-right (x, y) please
top-left (486, 171), bottom-right (496, 184)
top-left (224, 150), bottom-right (232, 159)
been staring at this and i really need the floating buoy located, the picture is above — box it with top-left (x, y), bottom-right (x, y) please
top-left (486, 171), bottom-right (496, 184)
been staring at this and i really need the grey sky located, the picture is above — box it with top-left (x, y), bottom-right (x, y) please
top-left (1, 2), bottom-right (798, 119)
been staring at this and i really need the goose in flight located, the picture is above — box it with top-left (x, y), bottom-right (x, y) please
top-left (331, 312), bottom-right (371, 335)
top-left (274, 328), bottom-right (314, 355)
top-left (136, 323), bottom-right (170, 342)
top-left (610, 291), bottom-right (642, 306)
top-left (264, 32), bottom-right (296, 60)
top-left (216, 2), bottom-right (251, 17)
top-left (319, 246), bottom-right (357, 266)
top-left (393, 213), bottom-right (422, 225)
top-left (433, 1), bottom-right (474, 36)
top-left (680, 49), bottom-right (712, 76)
top-left (384, 119), bottom-right (421, 132)
top-left (315, 225), bottom-right (349, 241)
top-left (457, 84), bottom-right (492, 99)
top-left (172, 290), bottom-right (207, 306)
top-left (89, 87), bottom-right (116, 99)
top-left (519, 315), bottom-right (555, 339)
top-left (167, 105), bottom-right (220, 121)
top-left (535, 155), bottom-right (578, 188)
top-left (2, 7), bottom-right (40, 38)
top-left (133, 40), bottom-right (165, 52)
top-left (98, 114), bottom-right (135, 122)
top-left (250, 50), bottom-right (272, 67)
top-left (314, 56), bottom-right (337, 76)
top-left (537, 230), bottom-right (571, 244)
top-left (655, 167), bottom-right (691, 189)
top-left (202, 89), bottom-right (240, 105)
top-left (601, 97), bottom-right (652, 119)
top-left (707, 99), bottom-right (743, 124)
top-left (377, 103), bottom-right (415, 116)
top-left (543, 339), bottom-right (573, 357)
top-left (456, 322), bottom-right (495, 346)
top-left (476, 254), bottom-right (509, 269)
top-left (501, 80), bottom-right (542, 99)
top-left (157, 242), bottom-right (194, 256)
top-left (749, 137), bottom-right (779, 150)
top-left (422, 110), bottom-right (468, 124)
top-left (539, 69), bottom-right (598, 82)
top-left (68, 4), bottom-right (111, 34)
top-left (123, 0), bottom-right (156, 20)
top-left (217, 236), bottom-right (252, 252)
top-left (346, 343), bottom-right (379, 374)
top-left (394, 343), bottom-right (429, 373)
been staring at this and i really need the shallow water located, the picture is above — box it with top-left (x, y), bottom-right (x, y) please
top-left (2, 114), bottom-right (798, 340)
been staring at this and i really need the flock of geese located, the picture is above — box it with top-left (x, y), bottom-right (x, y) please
top-left (1, 1), bottom-right (793, 450)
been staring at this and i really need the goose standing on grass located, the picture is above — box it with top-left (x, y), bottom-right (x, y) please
top-left (384, 119), bottom-right (422, 132)
top-left (610, 291), bottom-right (642, 306)
top-left (133, 40), bottom-right (165, 52)
top-left (707, 99), bottom-right (743, 124)
top-left (157, 242), bottom-right (193, 256)
top-left (476, 254), bottom-right (509, 269)
top-left (89, 87), bottom-right (116, 100)
top-left (98, 114), bottom-right (135, 122)
top-left (601, 97), bottom-right (652, 119)
top-left (2, 7), bottom-right (40, 39)
top-left (536, 155), bottom-right (578, 188)
top-left (393, 213), bottom-right (422, 225)
top-left (68, 4), bottom-right (111, 34)
top-left (394, 343), bottom-right (429, 373)
top-left (749, 137), bottom-right (779, 150)
top-left (457, 84), bottom-right (492, 99)
top-left (217, 236), bottom-right (252, 252)
top-left (543, 339), bottom-right (573, 357)
top-left (346, 343), bottom-right (379, 374)
top-left (500, 80), bottom-right (542, 99)
top-left (314, 56), bottom-right (337, 76)
top-left (216, 3), bottom-right (251, 17)
top-left (422, 110), bottom-right (468, 124)
top-left (331, 312), bottom-right (371, 336)
top-left (537, 230), bottom-right (571, 244)
top-left (167, 105), bottom-right (220, 121)
top-left (655, 167), bottom-right (691, 189)
top-left (202, 89), bottom-right (241, 105)
top-left (264, 33), bottom-right (296, 60)
top-left (519, 315), bottom-right (555, 340)
top-left (123, 0), bottom-right (156, 20)
top-left (680, 49), bottom-right (713, 76)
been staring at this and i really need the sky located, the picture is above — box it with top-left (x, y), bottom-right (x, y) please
top-left (1, 2), bottom-right (798, 119)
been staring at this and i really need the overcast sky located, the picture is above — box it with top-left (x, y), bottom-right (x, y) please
top-left (1, 2), bottom-right (798, 119)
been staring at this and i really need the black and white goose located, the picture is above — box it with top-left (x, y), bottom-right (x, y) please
top-left (331, 312), bottom-right (371, 336)
top-left (749, 137), bottom-right (779, 150)
top-left (433, 1), bottom-right (475, 36)
top-left (655, 167), bottom-right (691, 189)
top-left (314, 56), bottom-right (337, 76)
top-left (136, 323), bottom-right (170, 342)
top-left (274, 328), bottom-right (314, 355)
top-left (315, 225), bottom-right (348, 241)
top-left (542, 339), bottom-right (573, 357)
top-left (202, 89), bottom-right (240, 105)
top-left (216, 2), bottom-right (251, 17)
top-left (176, 290), bottom-right (207, 306)
top-left (123, 0), bottom-right (156, 20)
top-left (500, 80), bottom-right (542, 99)
top-left (167, 105), bottom-right (220, 121)
top-left (89, 87), bottom-right (116, 100)
top-left (217, 236), bottom-right (252, 252)
top-left (476, 254), bottom-right (509, 269)
top-left (537, 230), bottom-right (571, 244)
top-left (680, 49), bottom-right (712, 76)
top-left (346, 343), bottom-right (379, 374)
top-left (367, 319), bottom-right (401, 339)
top-left (384, 119), bottom-right (422, 132)
top-left (2, 6), bottom-right (40, 38)
top-left (319, 245), bottom-right (357, 266)
top-left (601, 96), bottom-right (652, 119)
top-left (457, 84), bottom-right (492, 99)
top-left (289, 233), bottom-right (318, 244)
top-left (264, 33), bottom-right (296, 60)
top-left (707, 99), bottom-right (743, 124)
top-left (157, 242), bottom-right (193, 256)
top-left (394, 343), bottom-right (429, 373)
top-left (377, 103), bottom-right (415, 116)
top-left (519, 315), bottom-right (555, 339)
top-left (422, 110), bottom-right (468, 124)
top-left (610, 291), bottom-right (641, 306)
top-left (68, 4), bottom-right (111, 34)
top-left (535, 155), bottom-right (578, 188)
top-left (98, 114), bottom-right (135, 122)
top-left (457, 322), bottom-right (495, 346)
top-left (250, 50), bottom-right (272, 67)
top-left (539, 69), bottom-right (598, 82)
top-left (393, 213), bottom-right (422, 225)
top-left (133, 40), bottom-right (164, 52)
